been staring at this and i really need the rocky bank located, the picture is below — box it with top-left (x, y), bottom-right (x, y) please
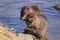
top-left (0, 22), bottom-right (35, 40)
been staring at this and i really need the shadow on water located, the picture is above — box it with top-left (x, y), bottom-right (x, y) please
top-left (0, 0), bottom-right (60, 40)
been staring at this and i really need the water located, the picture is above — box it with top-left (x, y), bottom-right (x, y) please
top-left (0, 0), bottom-right (60, 40)
top-left (0, 17), bottom-right (26, 33)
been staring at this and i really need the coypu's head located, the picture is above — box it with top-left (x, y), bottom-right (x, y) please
top-left (20, 5), bottom-right (44, 26)
top-left (20, 5), bottom-right (42, 26)
top-left (20, 5), bottom-right (42, 21)
top-left (20, 6), bottom-right (33, 21)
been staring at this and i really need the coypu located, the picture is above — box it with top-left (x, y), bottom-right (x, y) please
top-left (20, 5), bottom-right (48, 40)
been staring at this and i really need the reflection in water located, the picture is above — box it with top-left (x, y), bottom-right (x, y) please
top-left (0, 0), bottom-right (60, 40)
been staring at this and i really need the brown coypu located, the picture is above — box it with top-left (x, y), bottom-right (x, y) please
top-left (20, 5), bottom-right (48, 40)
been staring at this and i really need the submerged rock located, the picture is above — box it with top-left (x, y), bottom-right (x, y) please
top-left (0, 22), bottom-right (36, 40)
top-left (53, 4), bottom-right (60, 11)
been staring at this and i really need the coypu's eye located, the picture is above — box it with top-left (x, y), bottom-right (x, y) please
top-left (27, 14), bottom-right (34, 18)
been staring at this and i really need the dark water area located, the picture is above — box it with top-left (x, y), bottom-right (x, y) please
top-left (0, 0), bottom-right (60, 40)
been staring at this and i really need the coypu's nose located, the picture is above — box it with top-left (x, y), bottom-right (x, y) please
top-left (21, 16), bottom-right (26, 21)
top-left (22, 17), bottom-right (25, 20)
top-left (20, 16), bottom-right (26, 20)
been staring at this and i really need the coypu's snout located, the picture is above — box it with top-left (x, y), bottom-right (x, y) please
top-left (20, 14), bottom-right (27, 21)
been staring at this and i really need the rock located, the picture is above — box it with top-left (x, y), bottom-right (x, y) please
top-left (53, 4), bottom-right (60, 11)
top-left (0, 22), bottom-right (36, 40)
top-left (18, 34), bottom-right (36, 40)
